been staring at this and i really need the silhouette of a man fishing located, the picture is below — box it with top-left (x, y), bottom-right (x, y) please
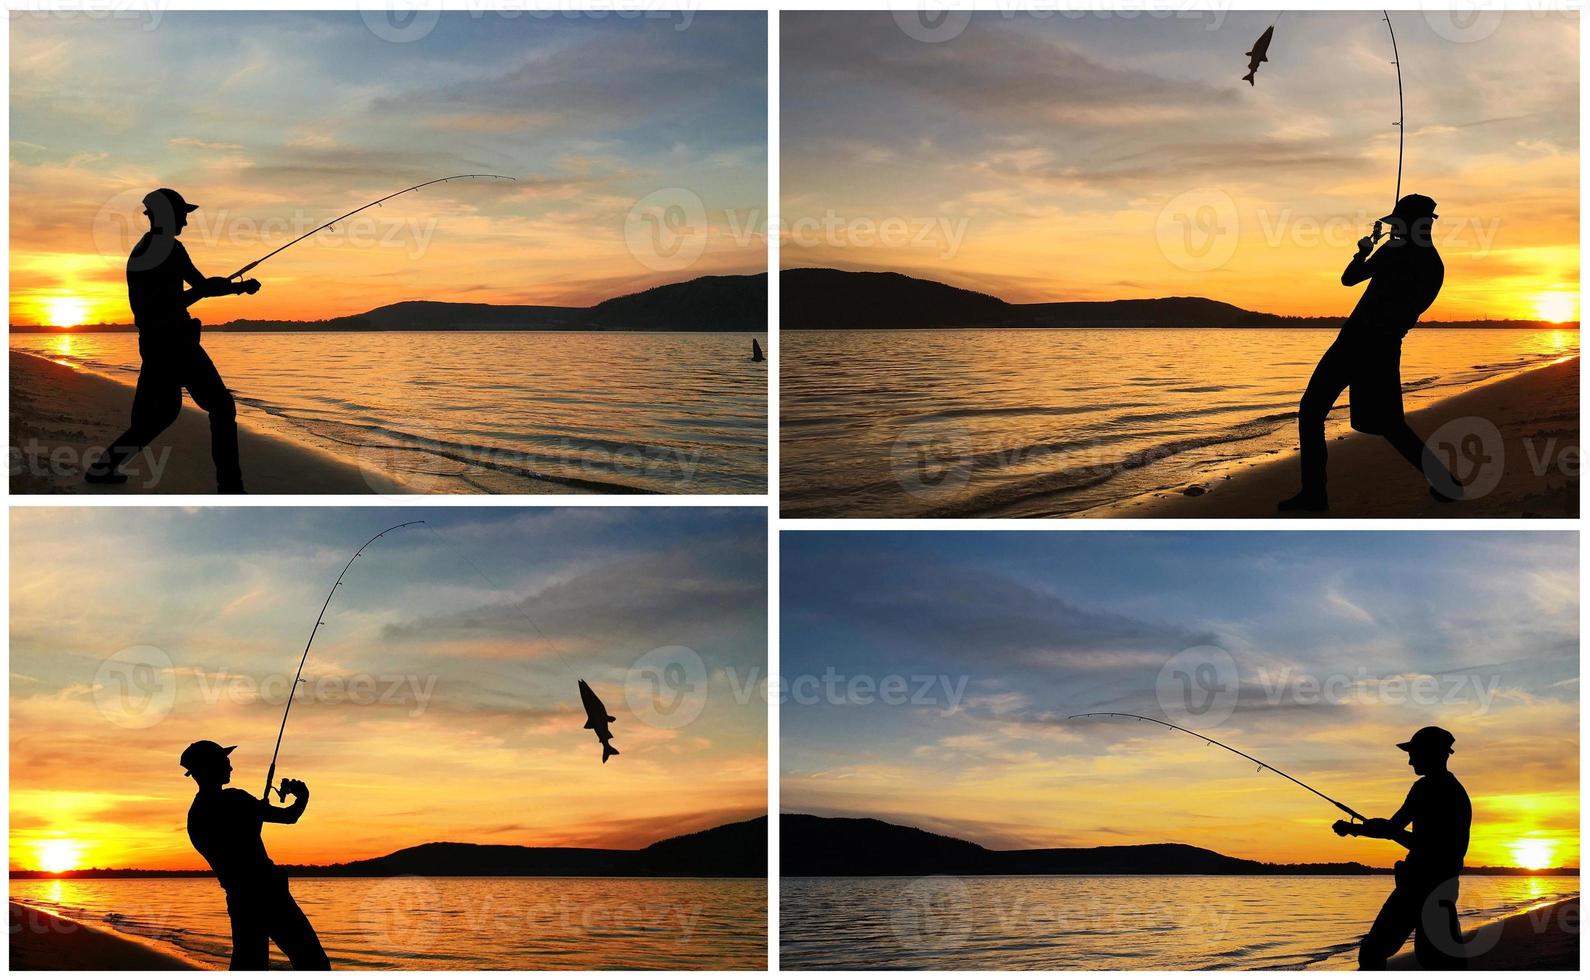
top-left (1332, 726), bottom-right (1470, 970)
top-left (1279, 194), bottom-right (1464, 512)
top-left (85, 189), bottom-right (260, 493)
top-left (181, 740), bottom-right (330, 970)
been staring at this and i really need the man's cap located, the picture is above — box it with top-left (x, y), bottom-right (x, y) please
top-left (1380, 193), bottom-right (1438, 224)
top-left (143, 188), bottom-right (200, 217)
top-left (1396, 726), bottom-right (1455, 755)
top-left (180, 740), bottom-right (235, 775)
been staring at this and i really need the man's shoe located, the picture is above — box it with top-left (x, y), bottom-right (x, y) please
top-left (218, 483), bottom-right (247, 495)
top-left (1277, 490), bottom-right (1328, 512)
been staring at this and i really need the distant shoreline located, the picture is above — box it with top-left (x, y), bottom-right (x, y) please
top-left (777, 268), bottom-right (1577, 331)
top-left (10, 326), bottom-right (767, 334)
top-left (778, 870), bottom-right (1579, 878)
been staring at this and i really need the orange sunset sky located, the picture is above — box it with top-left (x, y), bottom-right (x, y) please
top-left (782, 532), bottom-right (1578, 871)
top-left (11, 508), bottom-right (768, 872)
top-left (781, 11), bottom-right (1579, 322)
top-left (10, 11), bottom-right (767, 328)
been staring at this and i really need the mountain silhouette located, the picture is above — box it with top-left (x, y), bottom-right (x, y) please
top-left (12, 275), bottom-right (769, 333)
top-left (778, 268), bottom-right (1576, 330)
top-left (781, 815), bottom-right (1577, 877)
top-left (11, 817), bottom-right (767, 879)
top-left (589, 274), bottom-right (766, 329)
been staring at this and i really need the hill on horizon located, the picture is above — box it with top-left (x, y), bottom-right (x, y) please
top-left (11, 274), bottom-right (769, 333)
top-left (10, 815), bottom-right (767, 879)
top-left (778, 267), bottom-right (1578, 330)
top-left (781, 814), bottom-right (1579, 877)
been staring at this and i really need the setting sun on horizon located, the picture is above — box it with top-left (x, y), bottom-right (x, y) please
top-left (782, 12), bottom-right (1578, 322)
top-left (1530, 290), bottom-right (1580, 324)
top-left (10, 11), bottom-right (767, 327)
top-left (40, 295), bottom-right (90, 329)
top-left (782, 532), bottom-right (1580, 871)
top-left (10, 508), bottom-right (768, 873)
top-left (35, 839), bottom-right (85, 874)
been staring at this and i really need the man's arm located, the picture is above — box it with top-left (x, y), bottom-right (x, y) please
top-left (1341, 231), bottom-right (1381, 287)
top-left (1331, 787), bottom-right (1416, 848)
top-left (176, 245), bottom-right (261, 308)
top-left (261, 778), bottom-right (310, 824)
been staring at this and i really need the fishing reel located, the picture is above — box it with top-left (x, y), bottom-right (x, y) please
top-left (205, 276), bottom-right (261, 297)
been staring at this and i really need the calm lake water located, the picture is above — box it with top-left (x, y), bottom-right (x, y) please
top-left (780, 327), bottom-right (1579, 517)
top-left (780, 875), bottom-right (1578, 970)
top-left (12, 876), bottom-right (766, 969)
top-left (12, 331), bottom-right (768, 494)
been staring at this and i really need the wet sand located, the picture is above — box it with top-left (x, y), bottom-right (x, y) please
top-left (1387, 895), bottom-right (1578, 970)
top-left (10, 350), bottom-right (387, 494)
top-left (1111, 356), bottom-right (1579, 518)
top-left (9, 900), bottom-right (203, 970)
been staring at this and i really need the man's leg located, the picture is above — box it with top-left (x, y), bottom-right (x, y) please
top-left (226, 894), bottom-right (271, 971)
top-left (269, 884), bottom-right (331, 970)
top-left (88, 362), bottom-right (182, 483)
top-left (1358, 885), bottom-right (1418, 970)
top-left (180, 346), bottom-right (244, 493)
top-left (1282, 341), bottom-right (1350, 509)
top-left (1383, 422), bottom-right (1464, 500)
top-left (1412, 878), bottom-right (1467, 970)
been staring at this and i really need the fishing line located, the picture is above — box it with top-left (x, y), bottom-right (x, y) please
top-left (264, 520), bottom-right (426, 801)
top-left (419, 522), bottom-right (583, 677)
top-left (226, 174), bottom-right (517, 281)
top-left (1069, 712), bottom-right (1366, 822)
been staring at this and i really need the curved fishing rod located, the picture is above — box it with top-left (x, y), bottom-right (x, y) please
top-left (227, 174), bottom-right (517, 280)
top-left (1068, 712), bottom-right (1366, 822)
top-left (263, 520), bottom-right (426, 801)
top-left (1370, 11), bottom-right (1405, 243)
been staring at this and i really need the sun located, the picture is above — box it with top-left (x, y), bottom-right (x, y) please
top-left (37, 839), bottom-right (83, 874)
top-left (42, 296), bottom-right (90, 329)
top-left (1509, 838), bottom-right (1556, 870)
top-left (1529, 292), bottom-right (1578, 324)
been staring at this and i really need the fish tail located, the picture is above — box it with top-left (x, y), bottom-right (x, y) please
top-left (1243, 70), bottom-right (1255, 85)
top-left (603, 743), bottom-right (619, 763)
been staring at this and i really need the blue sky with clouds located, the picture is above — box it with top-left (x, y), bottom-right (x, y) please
top-left (12, 11), bottom-right (767, 321)
top-left (781, 531), bottom-right (1577, 865)
top-left (12, 507), bottom-right (766, 867)
top-left (781, 10), bottom-right (1578, 319)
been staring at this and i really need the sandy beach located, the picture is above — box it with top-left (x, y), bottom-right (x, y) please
top-left (10, 900), bottom-right (202, 970)
top-left (10, 351), bottom-right (386, 494)
top-left (1110, 356), bottom-right (1579, 518)
top-left (1387, 895), bottom-right (1578, 970)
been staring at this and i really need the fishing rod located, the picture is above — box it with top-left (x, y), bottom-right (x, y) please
top-left (1372, 10), bottom-right (1404, 243)
top-left (1068, 712), bottom-right (1367, 822)
top-left (262, 520), bottom-right (426, 802)
top-left (227, 174), bottom-right (517, 281)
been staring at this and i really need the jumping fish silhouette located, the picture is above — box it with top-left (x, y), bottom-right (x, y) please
top-left (578, 679), bottom-right (619, 763)
top-left (1243, 25), bottom-right (1274, 86)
